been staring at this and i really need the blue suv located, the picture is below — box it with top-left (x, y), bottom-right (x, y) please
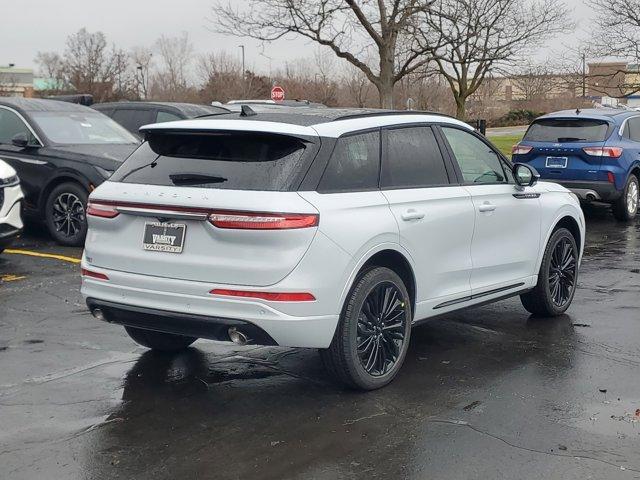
top-left (512, 108), bottom-right (640, 221)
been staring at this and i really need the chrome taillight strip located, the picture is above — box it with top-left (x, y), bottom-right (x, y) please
top-left (115, 206), bottom-right (209, 221)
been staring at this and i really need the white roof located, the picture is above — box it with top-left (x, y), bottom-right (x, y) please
top-left (140, 114), bottom-right (472, 139)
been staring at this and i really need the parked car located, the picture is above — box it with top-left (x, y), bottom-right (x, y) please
top-left (0, 98), bottom-right (139, 246)
top-left (512, 108), bottom-right (640, 221)
top-left (225, 99), bottom-right (326, 108)
top-left (81, 108), bottom-right (585, 390)
top-left (0, 159), bottom-right (24, 252)
top-left (93, 102), bottom-right (230, 138)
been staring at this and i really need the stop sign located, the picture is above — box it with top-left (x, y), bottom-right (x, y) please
top-left (271, 85), bottom-right (285, 102)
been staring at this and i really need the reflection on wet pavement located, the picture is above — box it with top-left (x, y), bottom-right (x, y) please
top-left (1, 205), bottom-right (639, 479)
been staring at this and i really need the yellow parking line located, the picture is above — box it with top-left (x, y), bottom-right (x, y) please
top-left (1, 274), bottom-right (26, 282)
top-left (4, 249), bottom-right (81, 264)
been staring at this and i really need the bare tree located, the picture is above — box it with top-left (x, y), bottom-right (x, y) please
top-left (61, 28), bottom-right (134, 101)
top-left (198, 51), bottom-right (272, 102)
top-left (588, 0), bottom-right (640, 96)
top-left (131, 47), bottom-right (153, 100)
top-left (36, 29), bottom-right (135, 101)
top-left (510, 61), bottom-right (564, 101)
top-left (417, 0), bottom-right (569, 119)
top-left (153, 33), bottom-right (194, 101)
top-left (343, 64), bottom-right (374, 107)
top-left (211, 0), bottom-right (435, 108)
top-left (34, 52), bottom-right (68, 93)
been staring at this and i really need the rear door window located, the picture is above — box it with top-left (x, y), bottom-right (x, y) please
top-left (524, 118), bottom-right (610, 142)
top-left (110, 132), bottom-right (314, 191)
top-left (112, 108), bottom-right (155, 134)
top-left (382, 126), bottom-right (449, 188)
top-left (318, 131), bottom-right (380, 192)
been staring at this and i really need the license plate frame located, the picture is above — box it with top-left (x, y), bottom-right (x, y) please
top-left (545, 156), bottom-right (568, 168)
top-left (142, 222), bottom-right (186, 253)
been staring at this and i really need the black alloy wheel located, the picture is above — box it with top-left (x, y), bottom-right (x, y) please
top-left (356, 282), bottom-right (407, 377)
top-left (320, 267), bottom-right (412, 390)
top-left (45, 182), bottom-right (89, 246)
top-left (52, 192), bottom-right (85, 239)
top-left (520, 227), bottom-right (578, 316)
top-left (548, 236), bottom-right (577, 308)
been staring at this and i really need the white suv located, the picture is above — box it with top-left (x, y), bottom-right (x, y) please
top-left (0, 159), bottom-right (23, 252)
top-left (81, 109), bottom-right (585, 390)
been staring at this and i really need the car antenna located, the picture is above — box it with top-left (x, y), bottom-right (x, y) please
top-left (575, 108), bottom-right (581, 115)
top-left (240, 105), bottom-right (257, 117)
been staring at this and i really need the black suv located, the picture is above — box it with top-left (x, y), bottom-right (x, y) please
top-left (93, 102), bottom-right (229, 138)
top-left (0, 98), bottom-right (139, 246)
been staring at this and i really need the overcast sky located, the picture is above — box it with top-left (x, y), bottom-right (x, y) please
top-left (1, 0), bottom-right (594, 75)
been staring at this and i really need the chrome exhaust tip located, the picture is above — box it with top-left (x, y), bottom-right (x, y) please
top-left (228, 327), bottom-right (249, 345)
top-left (91, 308), bottom-right (106, 322)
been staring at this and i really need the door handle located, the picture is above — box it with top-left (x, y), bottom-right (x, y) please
top-left (478, 203), bottom-right (496, 212)
top-left (401, 209), bottom-right (425, 221)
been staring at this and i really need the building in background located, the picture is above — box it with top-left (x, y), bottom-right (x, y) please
top-left (0, 65), bottom-right (35, 97)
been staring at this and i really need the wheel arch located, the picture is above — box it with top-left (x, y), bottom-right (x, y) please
top-left (536, 208), bottom-right (584, 272)
top-left (341, 246), bottom-right (417, 315)
top-left (38, 173), bottom-right (91, 213)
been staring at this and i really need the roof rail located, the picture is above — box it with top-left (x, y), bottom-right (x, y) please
top-left (332, 110), bottom-right (452, 122)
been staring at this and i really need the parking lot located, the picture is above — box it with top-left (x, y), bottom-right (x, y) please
top-left (1, 206), bottom-right (639, 480)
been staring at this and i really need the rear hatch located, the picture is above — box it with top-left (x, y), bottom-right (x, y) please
top-left (513, 118), bottom-right (612, 182)
top-left (85, 129), bottom-right (320, 286)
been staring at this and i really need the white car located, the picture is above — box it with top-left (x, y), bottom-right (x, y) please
top-left (81, 108), bottom-right (585, 390)
top-left (0, 159), bottom-right (23, 252)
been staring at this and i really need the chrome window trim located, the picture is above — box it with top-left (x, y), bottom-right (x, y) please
top-left (0, 105), bottom-right (45, 147)
top-left (618, 114), bottom-right (640, 138)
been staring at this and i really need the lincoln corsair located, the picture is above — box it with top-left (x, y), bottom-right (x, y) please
top-left (81, 108), bottom-right (585, 390)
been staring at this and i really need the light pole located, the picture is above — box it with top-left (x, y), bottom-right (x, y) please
top-left (582, 52), bottom-right (586, 98)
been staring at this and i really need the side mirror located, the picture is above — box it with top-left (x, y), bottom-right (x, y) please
top-left (11, 133), bottom-right (32, 149)
top-left (513, 163), bottom-right (540, 187)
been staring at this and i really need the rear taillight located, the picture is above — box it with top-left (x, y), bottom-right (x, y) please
top-left (87, 201), bottom-right (119, 218)
top-left (208, 211), bottom-right (319, 230)
top-left (210, 289), bottom-right (315, 301)
top-left (512, 144), bottom-right (533, 155)
top-left (81, 268), bottom-right (109, 281)
top-left (583, 147), bottom-right (623, 158)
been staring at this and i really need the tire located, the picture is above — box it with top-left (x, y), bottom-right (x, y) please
top-left (124, 326), bottom-right (197, 352)
top-left (320, 267), bottom-right (412, 390)
top-left (520, 227), bottom-right (578, 317)
top-left (612, 174), bottom-right (639, 222)
top-left (44, 182), bottom-right (88, 246)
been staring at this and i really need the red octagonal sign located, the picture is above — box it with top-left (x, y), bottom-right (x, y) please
top-left (271, 85), bottom-right (285, 102)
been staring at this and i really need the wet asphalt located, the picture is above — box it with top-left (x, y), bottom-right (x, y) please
top-left (1, 206), bottom-right (639, 480)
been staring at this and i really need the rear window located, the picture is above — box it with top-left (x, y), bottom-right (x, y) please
top-left (524, 119), bottom-right (610, 142)
top-left (110, 132), bottom-right (313, 191)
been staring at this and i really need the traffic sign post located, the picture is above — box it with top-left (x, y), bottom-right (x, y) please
top-left (271, 85), bottom-right (285, 102)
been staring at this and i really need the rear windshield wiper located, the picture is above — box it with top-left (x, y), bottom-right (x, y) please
top-left (169, 173), bottom-right (228, 186)
top-left (557, 137), bottom-right (587, 142)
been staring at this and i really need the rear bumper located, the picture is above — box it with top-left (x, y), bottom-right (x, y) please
top-left (81, 266), bottom-right (340, 349)
top-left (546, 180), bottom-right (621, 202)
top-left (86, 298), bottom-right (279, 345)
